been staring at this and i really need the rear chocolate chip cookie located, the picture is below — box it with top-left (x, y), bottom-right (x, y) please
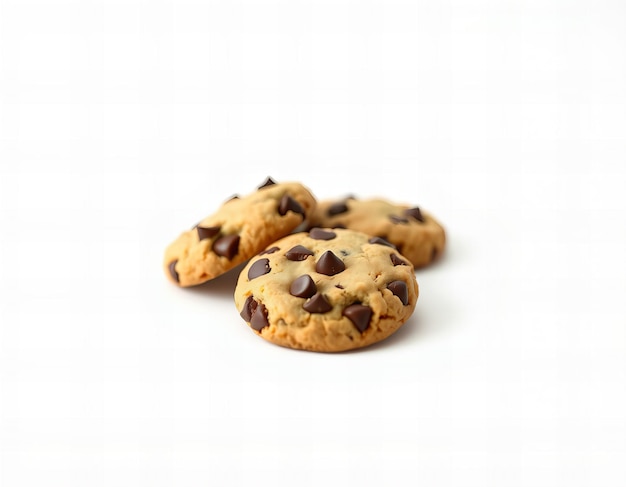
top-left (308, 198), bottom-right (445, 268)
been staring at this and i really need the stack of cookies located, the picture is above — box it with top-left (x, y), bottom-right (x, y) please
top-left (164, 178), bottom-right (445, 353)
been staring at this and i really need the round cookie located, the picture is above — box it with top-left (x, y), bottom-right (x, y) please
top-left (164, 179), bottom-right (317, 286)
top-left (308, 198), bottom-right (445, 268)
top-left (234, 228), bottom-right (419, 352)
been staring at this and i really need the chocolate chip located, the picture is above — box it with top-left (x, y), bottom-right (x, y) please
top-left (303, 293), bottom-right (332, 313)
top-left (250, 302), bottom-right (270, 331)
top-left (404, 207), bottom-right (424, 222)
top-left (390, 253), bottom-right (408, 266)
top-left (197, 225), bottom-right (221, 241)
top-left (213, 234), bottom-right (240, 259)
top-left (248, 258), bottom-right (270, 280)
top-left (388, 280), bottom-right (409, 305)
top-left (258, 177), bottom-right (277, 189)
top-left (289, 275), bottom-right (317, 298)
top-left (368, 236), bottom-right (396, 249)
top-left (285, 245), bottom-right (314, 261)
top-left (227, 194), bottom-right (240, 202)
top-left (327, 201), bottom-right (348, 216)
top-left (332, 224), bottom-right (346, 229)
top-left (343, 304), bottom-right (373, 332)
top-left (240, 295), bottom-right (257, 321)
top-left (389, 215), bottom-right (409, 224)
top-left (335, 284), bottom-right (344, 289)
top-left (309, 228), bottom-right (336, 240)
top-left (168, 260), bottom-right (179, 283)
top-left (315, 250), bottom-right (345, 276)
top-left (259, 246), bottom-right (280, 255)
top-left (278, 194), bottom-right (304, 217)
top-left (431, 247), bottom-right (438, 261)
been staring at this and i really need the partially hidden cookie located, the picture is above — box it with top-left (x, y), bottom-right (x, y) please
top-left (164, 179), bottom-right (317, 286)
top-left (234, 228), bottom-right (419, 352)
top-left (308, 198), bottom-right (445, 268)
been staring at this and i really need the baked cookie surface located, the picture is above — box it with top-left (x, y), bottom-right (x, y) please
top-left (164, 180), bottom-right (317, 286)
top-left (309, 198), bottom-right (445, 268)
top-left (234, 228), bottom-right (419, 352)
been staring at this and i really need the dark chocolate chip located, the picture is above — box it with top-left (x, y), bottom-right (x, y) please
top-left (404, 207), bottom-right (424, 222)
top-left (168, 260), bottom-right (179, 283)
top-left (388, 280), bottom-right (409, 305)
top-left (343, 304), bottom-right (373, 332)
top-left (226, 194), bottom-right (240, 202)
top-left (389, 215), bottom-right (409, 224)
top-left (248, 258), bottom-right (271, 280)
top-left (335, 284), bottom-right (344, 289)
top-left (258, 177), bottom-right (277, 189)
top-left (278, 194), bottom-right (304, 217)
top-left (240, 295), bottom-right (257, 321)
top-left (289, 275), bottom-right (317, 298)
top-left (250, 302), bottom-right (270, 331)
top-left (259, 246), bottom-right (280, 255)
top-left (327, 201), bottom-right (348, 216)
top-left (315, 250), bottom-right (345, 276)
top-left (368, 236), bottom-right (396, 249)
top-left (303, 293), bottom-right (332, 313)
top-left (431, 247), bottom-right (438, 261)
top-left (197, 225), bottom-right (221, 241)
top-left (390, 253), bottom-right (409, 266)
top-left (212, 234), bottom-right (240, 259)
top-left (309, 228), bottom-right (336, 240)
top-left (285, 245), bottom-right (314, 261)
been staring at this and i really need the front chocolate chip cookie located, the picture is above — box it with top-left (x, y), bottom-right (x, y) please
top-left (234, 228), bottom-right (419, 352)
top-left (308, 198), bottom-right (446, 268)
top-left (164, 180), bottom-right (317, 286)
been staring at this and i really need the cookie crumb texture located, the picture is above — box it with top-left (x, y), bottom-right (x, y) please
top-left (309, 198), bottom-right (446, 268)
top-left (234, 229), bottom-right (419, 352)
top-left (164, 182), bottom-right (317, 286)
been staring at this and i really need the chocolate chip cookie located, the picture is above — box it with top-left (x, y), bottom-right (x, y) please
top-left (308, 198), bottom-right (445, 268)
top-left (234, 228), bottom-right (419, 352)
top-left (164, 180), bottom-right (317, 286)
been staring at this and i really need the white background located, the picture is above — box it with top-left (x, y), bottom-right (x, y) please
top-left (1, 0), bottom-right (625, 485)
